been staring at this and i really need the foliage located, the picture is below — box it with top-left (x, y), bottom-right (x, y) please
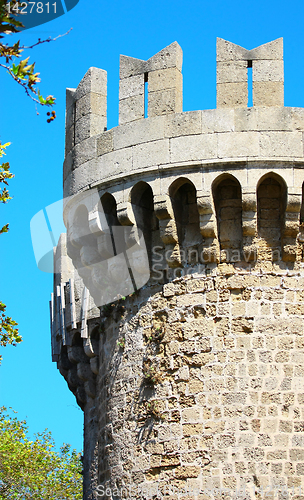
top-left (145, 400), bottom-right (164, 420)
top-left (0, 142), bottom-right (21, 364)
top-left (146, 325), bottom-right (164, 343)
top-left (0, 407), bottom-right (83, 499)
top-left (0, 0), bottom-right (56, 107)
top-left (142, 358), bottom-right (163, 386)
top-left (0, 302), bottom-right (20, 365)
top-left (0, 142), bottom-right (13, 233)
top-left (117, 336), bottom-right (125, 349)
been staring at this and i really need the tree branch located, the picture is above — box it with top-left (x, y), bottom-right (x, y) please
top-left (22, 28), bottom-right (72, 50)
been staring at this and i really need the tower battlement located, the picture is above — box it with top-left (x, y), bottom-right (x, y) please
top-left (52, 39), bottom-right (304, 500)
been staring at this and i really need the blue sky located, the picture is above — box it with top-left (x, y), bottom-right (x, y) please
top-left (1, 0), bottom-right (304, 452)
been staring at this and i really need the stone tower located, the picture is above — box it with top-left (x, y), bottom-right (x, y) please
top-left (51, 38), bottom-right (304, 499)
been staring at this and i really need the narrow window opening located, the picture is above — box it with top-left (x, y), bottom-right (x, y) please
top-left (144, 73), bottom-right (148, 118)
top-left (257, 176), bottom-right (286, 259)
top-left (213, 176), bottom-right (242, 258)
top-left (300, 182), bottom-right (304, 224)
top-left (247, 61), bottom-right (253, 107)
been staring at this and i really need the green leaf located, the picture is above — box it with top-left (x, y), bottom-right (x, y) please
top-left (0, 223), bottom-right (9, 233)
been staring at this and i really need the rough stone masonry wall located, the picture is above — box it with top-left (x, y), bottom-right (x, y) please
top-left (96, 266), bottom-right (304, 499)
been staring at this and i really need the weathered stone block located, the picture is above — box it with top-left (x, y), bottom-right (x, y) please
top-left (253, 82), bottom-right (284, 107)
top-left (133, 139), bottom-right (170, 169)
top-left (97, 147), bottom-right (133, 181)
top-left (218, 131), bottom-right (259, 158)
top-left (217, 82), bottom-right (247, 108)
top-left (76, 93), bottom-right (107, 121)
top-left (235, 107), bottom-right (292, 132)
top-left (75, 114), bottom-right (107, 144)
top-left (119, 95), bottom-right (145, 125)
top-left (170, 134), bottom-right (217, 162)
top-left (114, 115), bottom-right (165, 149)
top-left (253, 60), bottom-right (284, 82)
top-left (259, 131), bottom-right (303, 157)
top-left (165, 111), bottom-right (202, 137)
top-left (216, 38), bottom-right (248, 62)
top-left (74, 67), bottom-right (107, 101)
top-left (248, 38), bottom-right (283, 61)
top-left (291, 107), bottom-right (304, 131)
top-left (148, 67), bottom-right (182, 92)
top-left (174, 466), bottom-right (200, 478)
top-left (96, 130), bottom-right (114, 156)
top-left (73, 136), bottom-right (97, 168)
top-left (65, 99), bottom-right (75, 130)
top-left (119, 74), bottom-right (145, 100)
top-left (148, 88), bottom-right (182, 117)
top-left (217, 60), bottom-right (247, 83)
top-left (119, 54), bottom-right (146, 79)
top-left (63, 151), bottom-right (73, 183)
top-left (201, 108), bottom-right (235, 133)
top-left (148, 41), bottom-right (183, 72)
top-left (66, 87), bottom-right (76, 109)
top-left (65, 125), bottom-right (74, 155)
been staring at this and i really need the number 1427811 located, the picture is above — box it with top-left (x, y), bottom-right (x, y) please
top-left (6, 2), bottom-right (57, 14)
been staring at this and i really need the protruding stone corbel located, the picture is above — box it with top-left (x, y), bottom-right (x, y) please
top-left (154, 195), bottom-right (181, 267)
top-left (67, 345), bottom-right (88, 364)
top-left (284, 192), bottom-right (301, 237)
top-left (242, 190), bottom-right (257, 237)
top-left (77, 362), bottom-right (93, 381)
top-left (241, 189), bottom-right (257, 262)
top-left (88, 206), bottom-right (108, 236)
top-left (117, 202), bottom-right (134, 226)
top-left (90, 357), bottom-right (99, 375)
top-left (197, 193), bottom-right (218, 263)
top-left (83, 321), bottom-right (99, 359)
top-left (155, 195), bottom-right (178, 245)
top-left (68, 366), bottom-right (82, 388)
top-left (283, 190), bottom-right (301, 262)
top-left (197, 194), bottom-right (216, 238)
top-left (154, 194), bottom-right (172, 220)
top-left (84, 379), bottom-right (96, 399)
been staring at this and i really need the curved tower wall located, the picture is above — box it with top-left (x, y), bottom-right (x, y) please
top-left (52, 38), bottom-right (304, 499)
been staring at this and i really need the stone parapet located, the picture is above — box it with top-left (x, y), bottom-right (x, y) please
top-left (63, 107), bottom-right (304, 196)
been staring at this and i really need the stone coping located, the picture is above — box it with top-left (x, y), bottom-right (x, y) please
top-left (64, 107), bottom-right (304, 196)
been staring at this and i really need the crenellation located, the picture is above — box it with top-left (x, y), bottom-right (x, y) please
top-left (118, 42), bottom-right (183, 125)
top-left (217, 37), bottom-right (284, 108)
top-left (148, 66), bottom-right (182, 117)
top-left (65, 67), bottom-right (107, 153)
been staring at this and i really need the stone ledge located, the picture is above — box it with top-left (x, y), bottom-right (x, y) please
top-left (64, 157), bottom-right (304, 197)
top-left (65, 129), bottom-right (304, 193)
top-left (63, 107), bottom-right (304, 183)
